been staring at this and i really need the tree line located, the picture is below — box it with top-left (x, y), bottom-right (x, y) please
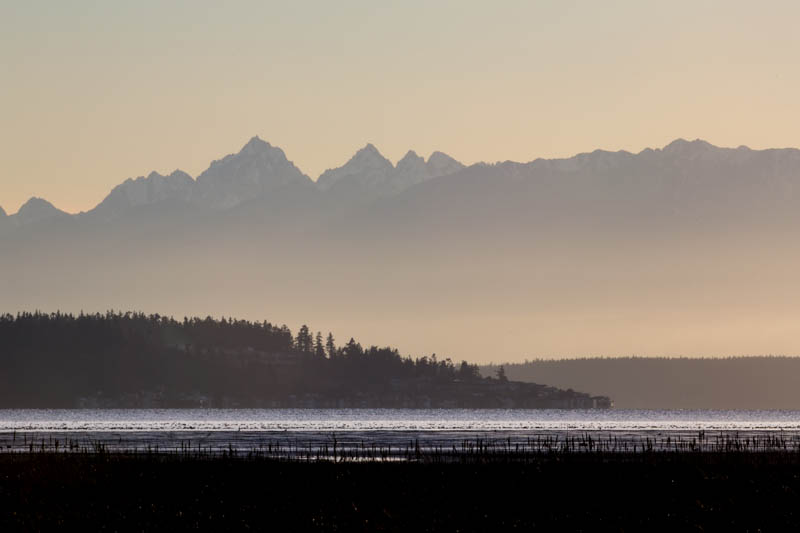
top-left (0, 311), bottom-right (485, 407)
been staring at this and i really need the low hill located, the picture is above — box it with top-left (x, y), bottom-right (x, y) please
top-left (0, 312), bottom-right (609, 409)
top-left (483, 357), bottom-right (800, 409)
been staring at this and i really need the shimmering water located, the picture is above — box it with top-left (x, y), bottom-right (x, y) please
top-left (4, 408), bottom-right (800, 432)
top-left (2, 409), bottom-right (799, 453)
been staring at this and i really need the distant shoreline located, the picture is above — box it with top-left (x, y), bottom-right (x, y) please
top-left (484, 356), bottom-right (800, 409)
top-left (1, 312), bottom-right (610, 410)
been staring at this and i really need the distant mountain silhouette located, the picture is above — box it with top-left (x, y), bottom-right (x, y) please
top-left (89, 170), bottom-right (195, 221)
top-left (8, 136), bottom-right (800, 229)
top-left (316, 144), bottom-right (463, 198)
top-left (4, 137), bottom-right (800, 362)
top-left (6, 197), bottom-right (69, 227)
top-left (192, 136), bottom-right (314, 210)
top-left (4, 137), bottom-right (465, 225)
top-left (317, 143), bottom-right (394, 192)
top-left (6, 136), bottom-right (800, 228)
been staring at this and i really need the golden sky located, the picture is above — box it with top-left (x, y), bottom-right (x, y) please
top-left (2, 0), bottom-right (800, 213)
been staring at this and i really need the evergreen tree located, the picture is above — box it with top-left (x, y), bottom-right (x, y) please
top-left (296, 325), bottom-right (312, 353)
top-left (325, 332), bottom-right (336, 359)
top-left (496, 365), bottom-right (508, 382)
top-left (459, 361), bottom-right (480, 381)
top-left (343, 338), bottom-right (363, 358)
top-left (314, 331), bottom-right (325, 358)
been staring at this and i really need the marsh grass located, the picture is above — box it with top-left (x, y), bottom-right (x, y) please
top-left (4, 431), bottom-right (800, 463)
top-left (3, 435), bottom-right (800, 531)
top-left (3, 445), bottom-right (800, 531)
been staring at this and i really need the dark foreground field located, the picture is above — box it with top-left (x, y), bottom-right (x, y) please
top-left (2, 451), bottom-right (800, 531)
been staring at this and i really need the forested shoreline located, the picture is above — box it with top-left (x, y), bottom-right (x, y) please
top-left (0, 312), bottom-right (610, 409)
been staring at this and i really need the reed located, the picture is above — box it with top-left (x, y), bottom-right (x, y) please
top-left (4, 431), bottom-right (800, 464)
top-left (3, 442), bottom-right (800, 531)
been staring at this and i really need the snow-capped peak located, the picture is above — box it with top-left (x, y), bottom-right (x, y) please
top-left (390, 150), bottom-right (464, 193)
top-left (192, 136), bottom-right (312, 209)
top-left (316, 144), bottom-right (394, 192)
top-left (89, 169), bottom-right (195, 218)
top-left (390, 150), bottom-right (430, 193)
top-left (317, 144), bottom-right (465, 195)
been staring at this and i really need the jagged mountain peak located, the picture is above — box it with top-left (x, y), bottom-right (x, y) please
top-left (193, 137), bottom-right (311, 209)
top-left (390, 150), bottom-right (435, 194)
top-left (91, 168), bottom-right (195, 218)
top-left (397, 150), bottom-right (425, 167)
top-left (87, 137), bottom-right (312, 217)
top-left (426, 151), bottom-right (465, 178)
top-left (211, 136), bottom-right (300, 169)
top-left (239, 135), bottom-right (280, 157)
top-left (401, 148), bottom-right (421, 158)
top-left (359, 142), bottom-right (380, 154)
top-left (244, 134), bottom-right (266, 146)
top-left (119, 169), bottom-right (193, 188)
top-left (317, 144), bottom-right (465, 194)
top-left (316, 143), bottom-right (393, 192)
top-left (351, 143), bottom-right (392, 165)
top-left (203, 136), bottom-right (293, 168)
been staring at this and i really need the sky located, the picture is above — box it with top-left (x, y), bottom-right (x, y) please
top-left (2, 0), bottom-right (800, 214)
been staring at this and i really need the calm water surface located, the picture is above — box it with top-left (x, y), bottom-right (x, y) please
top-left (2, 409), bottom-right (799, 453)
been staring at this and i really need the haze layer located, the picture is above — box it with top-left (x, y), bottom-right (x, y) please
top-left (3, 138), bottom-right (800, 362)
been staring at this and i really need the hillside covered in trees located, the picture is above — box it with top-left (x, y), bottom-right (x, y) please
top-left (0, 312), bottom-right (610, 409)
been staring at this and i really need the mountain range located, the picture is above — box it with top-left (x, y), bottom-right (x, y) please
top-left (4, 137), bottom-right (800, 231)
top-left (0, 136), bottom-right (466, 225)
top-left (3, 137), bottom-right (800, 362)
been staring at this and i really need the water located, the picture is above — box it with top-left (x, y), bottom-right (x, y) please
top-left (2, 409), bottom-right (800, 454)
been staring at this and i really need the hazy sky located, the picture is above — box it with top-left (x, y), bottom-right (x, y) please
top-left (2, 0), bottom-right (800, 213)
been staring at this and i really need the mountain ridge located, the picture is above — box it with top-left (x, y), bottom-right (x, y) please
top-left (89, 170), bottom-right (195, 220)
top-left (3, 137), bottom-right (468, 223)
top-left (5, 137), bottom-right (800, 227)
